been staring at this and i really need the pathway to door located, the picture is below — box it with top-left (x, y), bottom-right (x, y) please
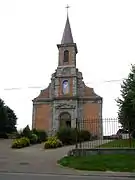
top-left (0, 139), bottom-right (111, 175)
top-left (0, 139), bottom-right (76, 174)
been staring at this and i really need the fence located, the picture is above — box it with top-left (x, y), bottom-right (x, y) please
top-left (75, 118), bottom-right (135, 149)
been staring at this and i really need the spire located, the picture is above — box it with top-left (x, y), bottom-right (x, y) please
top-left (61, 5), bottom-right (74, 44)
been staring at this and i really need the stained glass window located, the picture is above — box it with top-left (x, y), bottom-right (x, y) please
top-left (62, 80), bottom-right (69, 94)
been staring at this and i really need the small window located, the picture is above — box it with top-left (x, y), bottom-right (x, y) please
top-left (62, 80), bottom-right (69, 94)
top-left (64, 50), bottom-right (69, 62)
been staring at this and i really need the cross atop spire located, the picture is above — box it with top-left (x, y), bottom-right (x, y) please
top-left (65, 4), bottom-right (70, 16)
top-left (61, 5), bottom-right (74, 44)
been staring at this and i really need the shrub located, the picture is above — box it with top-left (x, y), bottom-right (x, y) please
top-left (32, 129), bottom-right (47, 143)
top-left (44, 136), bottom-right (62, 149)
top-left (7, 132), bottom-right (17, 139)
top-left (30, 133), bottom-right (38, 144)
top-left (91, 135), bottom-right (98, 140)
top-left (78, 130), bottom-right (91, 142)
top-left (57, 128), bottom-right (92, 145)
top-left (15, 130), bottom-right (24, 139)
top-left (57, 127), bottom-right (76, 145)
top-left (0, 132), bottom-right (8, 139)
top-left (132, 131), bottom-right (135, 139)
top-left (11, 137), bottom-right (30, 149)
top-left (22, 125), bottom-right (32, 138)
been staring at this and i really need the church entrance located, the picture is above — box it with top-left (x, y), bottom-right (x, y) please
top-left (59, 112), bottom-right (71, 128)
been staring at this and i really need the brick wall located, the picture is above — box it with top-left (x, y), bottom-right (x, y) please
top-left (83, 102), bottom-right (101, 136)
top-left (34, 104), bottom-right (51, 131)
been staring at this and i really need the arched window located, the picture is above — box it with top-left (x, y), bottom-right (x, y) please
top-left (64, 50), bottom-right (69, 62)
top-left (62, 80), bottom-right (69, 94)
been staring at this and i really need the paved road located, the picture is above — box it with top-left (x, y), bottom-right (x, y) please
top-left (0, 139), bottom-right (112, 174)
top-left (0, 139), bottom-right (134, 179)
top-left (0, 172), bottom-right (134, 180)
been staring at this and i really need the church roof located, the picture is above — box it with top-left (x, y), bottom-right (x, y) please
top-left (84, 85), bottom-right (102, 100)
top-left (61, 15), bottom-right (74, 44)
top-left (32, 85), bottom-right (50, 102)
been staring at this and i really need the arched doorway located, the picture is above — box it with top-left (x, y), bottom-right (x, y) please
top-left (59, 112), bottom-right (71, 128)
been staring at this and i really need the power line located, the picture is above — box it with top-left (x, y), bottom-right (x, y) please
top-left (0, 79), bottom-right (124, 91)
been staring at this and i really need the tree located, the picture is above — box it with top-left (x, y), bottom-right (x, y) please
top-left (22, 125), bottom-right (31, 138)
top-left (116, 64), bottom-right (135, 134)
top-left (0, 99), bottom-right (8, 134)
top-left (5, 106), bottom-right (17, 133)
top-left (0, 98), bottom-right (17, 136)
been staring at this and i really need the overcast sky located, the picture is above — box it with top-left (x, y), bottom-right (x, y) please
top-left (0, 0), bottom-right (135, 132)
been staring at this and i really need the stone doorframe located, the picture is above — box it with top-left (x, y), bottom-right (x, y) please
top-left (59, 112), bottom-right (71, 128)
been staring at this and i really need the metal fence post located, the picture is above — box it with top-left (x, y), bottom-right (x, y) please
top-left (78, 119), bottom-right (82, 149)
top-left (75, 118), bottom-right (78, 149)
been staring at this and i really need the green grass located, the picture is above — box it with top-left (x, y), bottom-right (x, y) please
top-left (99, 139), bottom-right (135, 148)
top-left (58, 154), bottom-right (135, 172)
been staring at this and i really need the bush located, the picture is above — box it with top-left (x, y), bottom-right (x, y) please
top-left (11, 137), bottom-right (30, 149)
top-left (91, 135), bottom-right (98, 140)
top-left (132, 131), bottom-right (135, 139)
top-left (15, 130), bottom-right (24, 139)
top-left (22, 125), bottom-right (32, 138)
top-left (44, 136), bottom-right (63, 149)
top-left (32, 129), bottom-right (47, 143)
top-left (78, 130), bottom-right (91, 142)
top-left (57, 128), bottom-right (92, 145)
top-left (57, 127), bottom-right (76, 145)
top-left (0, 132), bottom-right (8, 139)
top-left (30, 133), bottom-right (38, 144)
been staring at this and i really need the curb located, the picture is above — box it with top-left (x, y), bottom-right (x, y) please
top-left (57, 163), bottom-right (135, 178)
top-left (0, 169), bottom-right (135, 178)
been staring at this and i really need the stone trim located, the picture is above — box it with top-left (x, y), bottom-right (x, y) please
top-left (33, 101), bottom-right (52, 105)
top-left (58, 65), bottom-right (75, 68)
top-left (33, 96), bottom-right (102, 105)
top-left (32, 105), bottom-right (36, 129)
top-left (55, 103), bottom-right (76, 109)
top-left (57, 43), bottom-right (78, 54)
top-left (55, 75), bottom-right (77, 78)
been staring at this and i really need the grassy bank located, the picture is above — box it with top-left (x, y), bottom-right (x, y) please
top-left (99, 139), bottom-right (135, 148)
top-left (58, 154), bottom-right (135, 172)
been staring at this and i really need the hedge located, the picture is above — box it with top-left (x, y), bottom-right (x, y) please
top-left (57, 127), bottom-right (91, 145)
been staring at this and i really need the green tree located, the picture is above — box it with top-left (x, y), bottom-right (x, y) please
top-left (22, 125), bottom-right (31, 138)
top-left (0, 98), bottom-right (17, 136)
top-left (0, 99), bottom-right (8, 134)
top-left (5, 106), bottom-right (17, 133)
top-left (116, 64), bottom-right (135, 134)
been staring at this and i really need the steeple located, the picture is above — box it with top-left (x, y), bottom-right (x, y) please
top-left (61, 15), bottom-right (74, 44)
top-left (57, 5), bottom-right (78, 58)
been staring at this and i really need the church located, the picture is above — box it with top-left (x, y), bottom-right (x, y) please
top-left (32, 12), bottom-right (103, 138)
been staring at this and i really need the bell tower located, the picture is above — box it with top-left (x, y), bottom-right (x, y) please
top-left (50, 7), bottom-right (79, 130)
top-left (52, 8), bottom-right (78, 98)
top-left (57, 14), bottom-right (78, 67)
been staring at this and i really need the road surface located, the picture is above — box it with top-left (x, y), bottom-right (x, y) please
top-left (0, 172), bottom-right (134, 180)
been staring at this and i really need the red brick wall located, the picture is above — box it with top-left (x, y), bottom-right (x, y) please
top-left (34, 104), bottom-right (51, 131)
top-left (83, 102), bottom-right (101, 136)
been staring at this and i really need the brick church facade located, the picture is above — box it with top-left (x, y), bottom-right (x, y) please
top-left (32, 14), bottom-right (103, 138)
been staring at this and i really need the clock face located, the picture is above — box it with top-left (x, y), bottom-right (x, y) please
top-left (63, 80), bottom-right (69, 94)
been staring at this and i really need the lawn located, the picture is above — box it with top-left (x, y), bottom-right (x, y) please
top-left (58, 154), bottom-right (135, 172)
top-left (99, 139), bottom-right (135, 148)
